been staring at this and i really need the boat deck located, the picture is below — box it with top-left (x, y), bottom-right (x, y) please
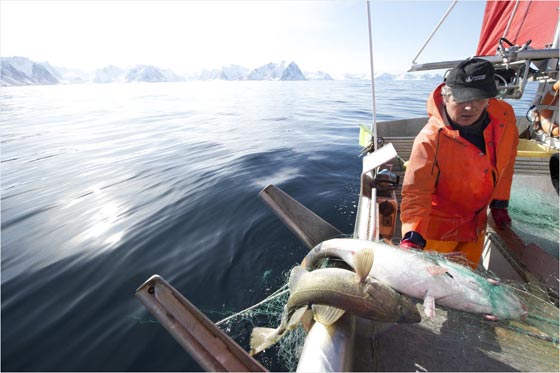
top-left (370, 300), bottom-right (559, 372)
top-left (357, 120), bottom-right (559, 371)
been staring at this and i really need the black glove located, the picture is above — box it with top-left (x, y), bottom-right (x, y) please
top-left (400, 231), bottom-right (426, 250)
top-left (490, 199), bottom-right (512, 229)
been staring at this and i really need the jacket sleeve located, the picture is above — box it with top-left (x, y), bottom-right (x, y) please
top-left (400, 126), bottom-right (439, 237)
top-left (491, 103), bottom-right (519, 202)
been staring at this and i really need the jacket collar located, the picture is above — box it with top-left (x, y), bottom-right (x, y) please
top-left (427, 83), bottom-right (459, 139)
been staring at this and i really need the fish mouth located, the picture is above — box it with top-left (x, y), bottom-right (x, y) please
top-left (406, 312), bottom-right (422, 323)
top-left (506, 291), bottom-right (529, 319)
top-left (486, 297), bottom-right (528, 321)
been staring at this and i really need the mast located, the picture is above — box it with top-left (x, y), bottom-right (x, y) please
top-left (366, 0), bottom-right (378, 152)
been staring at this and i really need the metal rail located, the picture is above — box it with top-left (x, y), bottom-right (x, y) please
top-left (411, 0), bottom-right (458, 65)
top-left (408, 49), bottom-right (560, 72)
top-left (135, 275), bottom-right (267, 372)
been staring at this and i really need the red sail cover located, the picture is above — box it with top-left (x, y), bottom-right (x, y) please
top-left (476, 0), bottom-right (558, 56)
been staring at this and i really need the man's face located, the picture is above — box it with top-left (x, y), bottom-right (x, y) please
top-left (444, 95), bottom-right (489, 127)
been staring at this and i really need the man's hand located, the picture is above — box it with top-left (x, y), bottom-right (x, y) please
top-left (400, 231), bottom-right (426, 250)
top-left (491, 208), bottom-right (512, 229)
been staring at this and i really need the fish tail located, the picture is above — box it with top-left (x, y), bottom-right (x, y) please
top-left (250, 327), bottom-right (281, 356)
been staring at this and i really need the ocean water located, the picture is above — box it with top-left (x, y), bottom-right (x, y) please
top-left (1, 80), bottom-right (556, 371)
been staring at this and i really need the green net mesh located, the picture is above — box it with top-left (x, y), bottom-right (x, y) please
top-left (215, 248), bottom-right (559, 372)
top-left (215, 272), bottom-right (306, 372)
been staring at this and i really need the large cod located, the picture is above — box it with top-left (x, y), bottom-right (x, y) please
top-left (250, 258), bottom-right (421, 356)
top-left (302, 238), bottom-right (527, 320)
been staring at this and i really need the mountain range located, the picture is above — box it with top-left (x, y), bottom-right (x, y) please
top-left (0, 56), bottom-right (443, 87)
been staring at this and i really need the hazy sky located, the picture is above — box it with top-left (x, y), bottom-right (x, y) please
top-left (1, 0), bottom-right (487, 76)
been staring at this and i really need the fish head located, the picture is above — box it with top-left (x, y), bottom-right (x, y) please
top-left (395, 297), bottom-right (422, 323)
top-left (487, 284), bottom-right (528, 320)
top-left (444, 261), bottom-right (528, 320)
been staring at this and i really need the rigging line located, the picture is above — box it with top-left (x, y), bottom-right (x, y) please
top-left (366, 0), bottom-right (378, 151)
top-left (411, 0), bottom-right (458, 65)
top-left (552, 17), bottom-right (560, 48)
top-left (502, 0), bottom-right (521, 42)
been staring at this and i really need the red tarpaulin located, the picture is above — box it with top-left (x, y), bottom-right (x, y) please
top-left (476, 0), bottom-right (558, 56)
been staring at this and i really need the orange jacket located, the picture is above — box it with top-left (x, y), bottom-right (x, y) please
top-left (401, 83), bottom-right (519, 242)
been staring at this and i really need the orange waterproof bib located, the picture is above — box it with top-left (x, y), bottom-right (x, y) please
top-left (401, 84), bottom-right (518, 242)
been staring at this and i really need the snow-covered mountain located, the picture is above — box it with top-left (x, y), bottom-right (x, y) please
top-left (56, 66), bottom-right (90, 83)
top-left (246, 61), bottom-right (286, 80)
top-left (1, 56), bottom-right (59, 86)
top-left (161, 68), bottom-right (185, 82)
top-left (190, 68), bottom-right (220, 81)
top-left (280, 62), bottom-right (306, 81)
top-left (39, 61), bottom-right (63, 81)
top-left (394, 72), bottom-right (443, 81)
top-left (0, 56), bottom-right (444, 86)
top-left (219, 65), bottom-right (250, 80)
top-left (0, 58), bottom-right (186, 85)
top-left (192, 66), bottom-right (248, 81)
top-left (305, 71), bottom-right (333, 80)
top-left (245, 61), bottom-right (306, 80)
top-left (191, 62), bottom-right (306, 81)
top-left (125, 65), bottom-right (167, 82)
top-left (93, 65), bottom-right (125, 83)
top-left (374, 73), bottom-right (395, 81)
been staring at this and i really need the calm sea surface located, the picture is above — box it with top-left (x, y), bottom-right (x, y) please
top-left (1, 80), bottom-right (557, 371)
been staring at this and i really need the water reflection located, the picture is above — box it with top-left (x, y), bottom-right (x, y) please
top-left (76, 200), bottom-right (124, 245)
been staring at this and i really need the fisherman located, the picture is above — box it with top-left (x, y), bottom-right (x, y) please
top-left (399, 57), bottom-right (519, 269)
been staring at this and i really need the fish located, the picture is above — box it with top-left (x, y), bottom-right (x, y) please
top-left (249, 264), bottom-right (421, 356)
top-left (302, 238), bottom-right (527, 320)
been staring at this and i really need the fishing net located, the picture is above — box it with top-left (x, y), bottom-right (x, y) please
top-left (214, 248), bottom-right (559, 372)
top-left (215, 271), bottom-right (306, 372)
top-left (378, 253), bottom-right (559, 372)
top-left (372, 280), bottom-right (559, 372)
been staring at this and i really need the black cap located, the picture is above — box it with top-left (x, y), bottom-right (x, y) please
top-left (445, 58), bottom-right (498, 102)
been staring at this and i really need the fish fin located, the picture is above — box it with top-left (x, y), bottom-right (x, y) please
top-left (427, 265), bottom-right (449, 276)
top-left (423, 291), bottom-right (436, 318)
top-left (483, 314), bottom-right (499, 321)
top-left (287, 306), bottom-right (308, 330)
top-left (312, 304), bottom-right (346, 326)
top-left (250, 327), bottom-right (280, 356)
top-left (288, 266), bottom-right (307, 292)
top-left (301, 308), bottom-right (315, 331)
top-left (353, 248), bottom-right (374, 282)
